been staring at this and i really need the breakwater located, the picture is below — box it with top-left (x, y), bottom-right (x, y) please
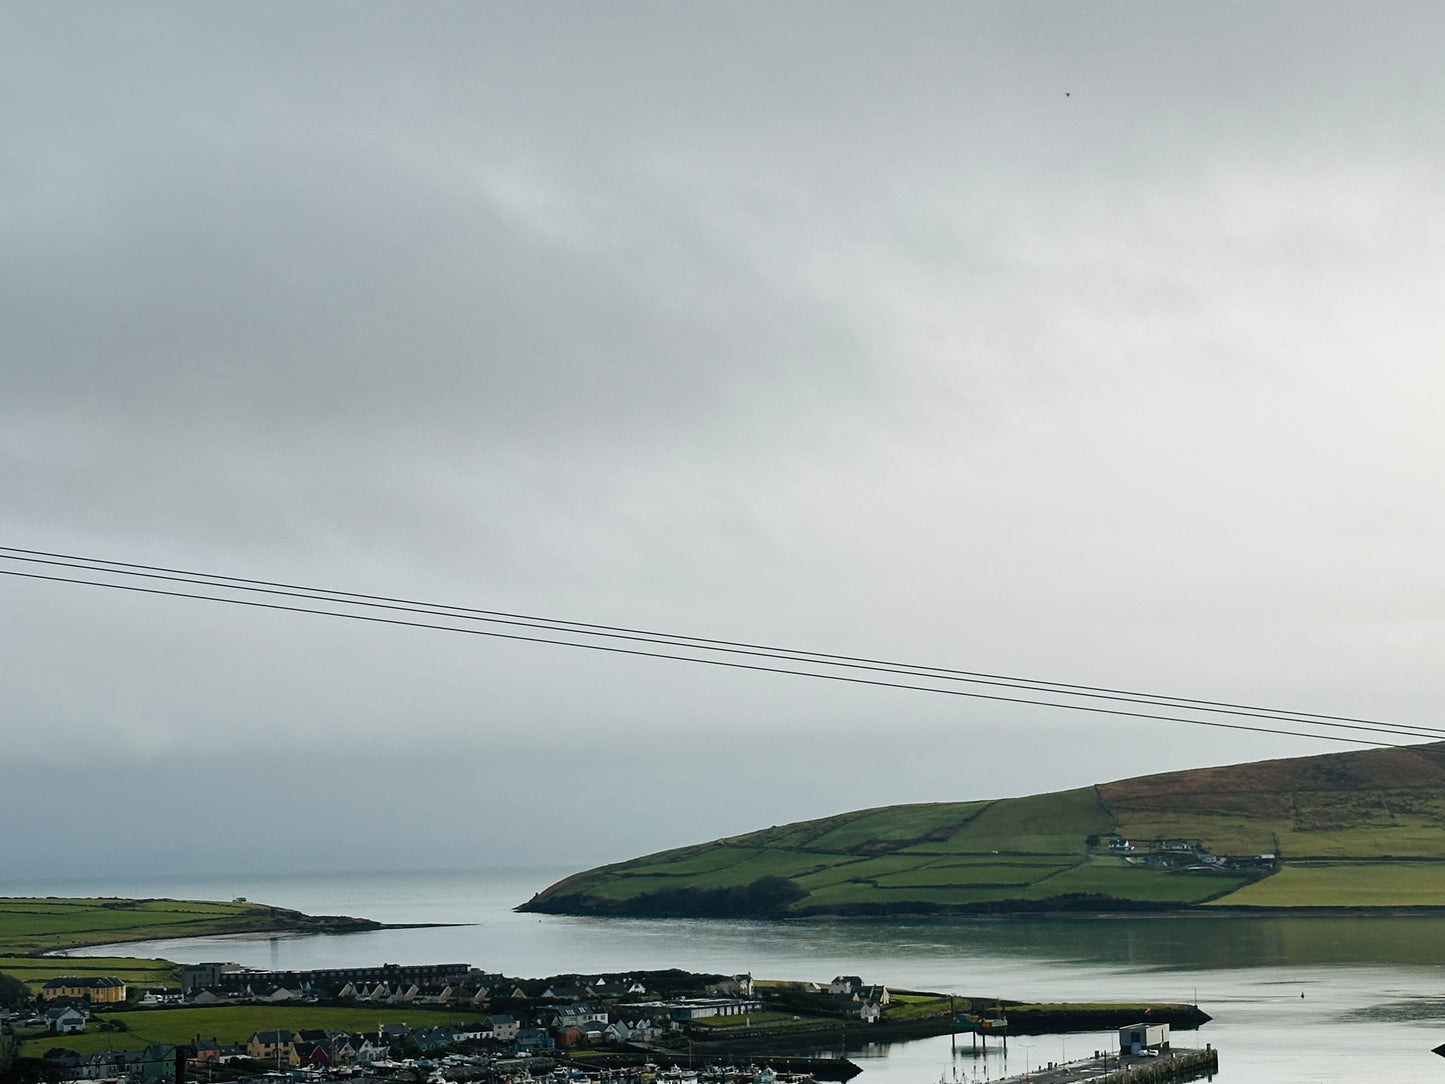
top-left (1003, 1003), bottom-right (1210, 1035)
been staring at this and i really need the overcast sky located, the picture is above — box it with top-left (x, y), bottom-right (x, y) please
top-left (5, 2), bottom-right (1445, 883)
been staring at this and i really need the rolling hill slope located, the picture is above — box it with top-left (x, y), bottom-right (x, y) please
top-left (520, 741), bottom-right (1445, 916)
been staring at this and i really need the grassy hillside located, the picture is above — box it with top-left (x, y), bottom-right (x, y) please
top-left (521, 742), bottom-right (1445, 916)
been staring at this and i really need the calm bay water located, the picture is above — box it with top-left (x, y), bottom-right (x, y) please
top-left (13, 867), bottom-right (1445, 1083)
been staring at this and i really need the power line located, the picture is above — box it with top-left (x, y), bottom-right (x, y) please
top-left (0, 566), bottom-right (1406, 747)
top-left (0, 555), bottom-right (1429, 748)
top-left (1, 545), bottom-right (1434, 744)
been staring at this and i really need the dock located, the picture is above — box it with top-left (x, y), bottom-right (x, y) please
top-left (991, 1044), bottom-right (1217, 1084)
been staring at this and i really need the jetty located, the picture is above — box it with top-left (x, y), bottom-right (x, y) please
top-left (991, 1044), bottom-right (1217, 1083)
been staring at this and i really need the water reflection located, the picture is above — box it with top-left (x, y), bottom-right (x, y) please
top-left (818, 913), bottom-right (1445, 971)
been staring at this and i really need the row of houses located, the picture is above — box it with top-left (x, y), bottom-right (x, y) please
top-left (184, 980), bottom-right (467, 1007)
top-left (624, 998), bottom-right (765, 1022)
top-left (54, 963), bottom-right (759, 1017)
top-left (178, 963), bottom-right (701, 1009)
top-left (224, 992), bottom-right (773, 1070)
top-left (177, 963), bottom-right (474, 996)
top-left (177, 980), bottom-right (653, 1010)
top-left (43, 1044), bottom-right (181, 1081)
top-left (235, 1013), bottom-right (670, 1068)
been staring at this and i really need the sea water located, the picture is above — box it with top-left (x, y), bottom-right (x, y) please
top-left (13, 867), bottom-right (1445, 1083)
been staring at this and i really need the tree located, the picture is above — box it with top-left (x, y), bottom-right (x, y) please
top-left (0, 974), bottom-right (29, 1011)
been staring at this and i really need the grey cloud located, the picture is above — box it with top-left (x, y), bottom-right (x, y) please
top-left (6, 2), bottom-right (1445, 877)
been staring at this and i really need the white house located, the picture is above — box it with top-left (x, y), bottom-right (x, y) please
top-left (50, 1007), bottom-right (87, 1034)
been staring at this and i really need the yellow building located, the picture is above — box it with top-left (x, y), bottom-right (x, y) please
top-left (41, 976), bottom-right (127, 1003)
top-left (247, 1029), bottom-right (297, 1064)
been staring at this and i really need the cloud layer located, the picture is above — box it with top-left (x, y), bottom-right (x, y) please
top-left (5, 3), bottom-right (1445, 876)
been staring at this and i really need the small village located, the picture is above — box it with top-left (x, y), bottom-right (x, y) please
top-left (0, 965), bottom-right (906, 1084)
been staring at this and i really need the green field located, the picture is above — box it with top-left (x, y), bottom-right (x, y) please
top-left (523, 741), bottom-right (1445, 916)
top-left (523, 787), bottom-right (1195, 915)
top-left (16, 1005), bottom-right (479, 1056)
top-left (900, 789), bottom-right (1112, 856)
top-left (1208, 861), bottom-right (1445, 907)
top-left (528, 790), bottom-right (1126, 915)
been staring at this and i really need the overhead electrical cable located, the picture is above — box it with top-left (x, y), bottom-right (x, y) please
top-left (0, 564), bottom-right (1412, 748)
top-left (2, 546), bottom-right (1436, 746)
top-left (10, 550), bottom-right (1444, 743)
top-left (2, 551), bottom-right (1435, 747)
top-left (0, 545), bottom-right (1423, 736)
top-left (1, 548), bottom-right (1434, 746)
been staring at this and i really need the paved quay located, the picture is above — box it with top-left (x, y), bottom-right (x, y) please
top-left (990, 1045), bottom-right (1217, 1084)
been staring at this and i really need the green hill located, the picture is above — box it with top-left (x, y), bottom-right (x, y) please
top-left (520, 741), bottom-right (1445, 917)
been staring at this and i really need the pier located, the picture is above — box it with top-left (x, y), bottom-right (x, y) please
top-left (991, 1045), bottom-right (1217, 1084)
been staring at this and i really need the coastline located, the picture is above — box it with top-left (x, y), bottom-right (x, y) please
top-left (46, 921), bottom-right (470, 958)
top-left (794, 904), bottom-right (1445, 920)
top-left (521, 902), bottom-right (1445, 921)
